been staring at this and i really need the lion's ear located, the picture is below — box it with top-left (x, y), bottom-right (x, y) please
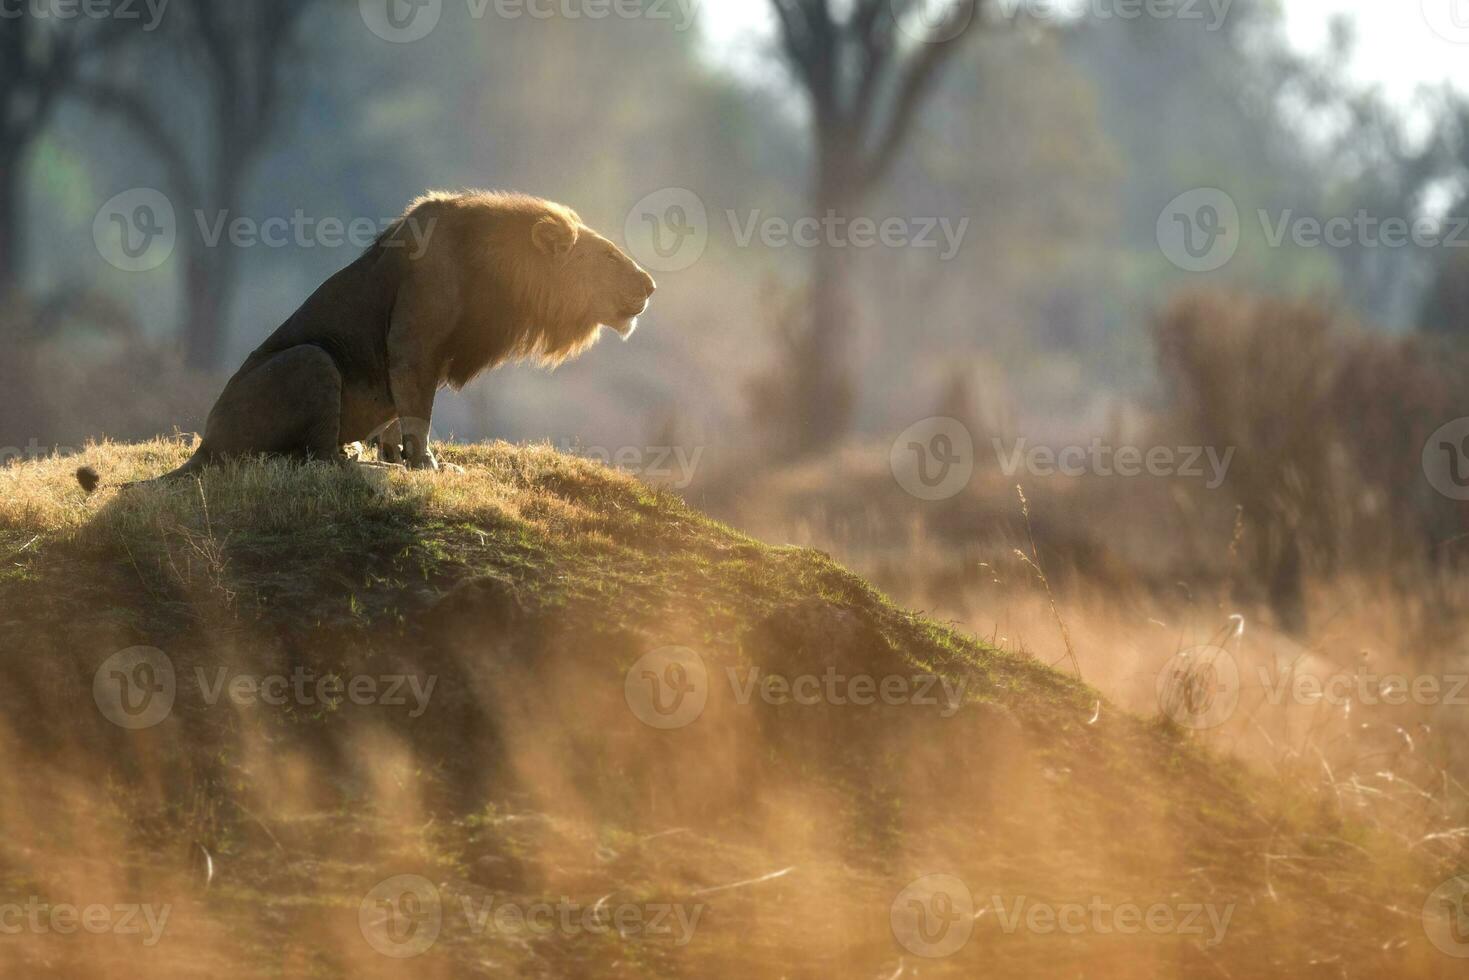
top-left (532, 216), bottom-right (578, 258)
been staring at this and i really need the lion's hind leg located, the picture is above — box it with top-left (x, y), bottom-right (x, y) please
top-left (373, 419), bottom-right (405, 465)
top-left (204, 344), bottom-right (344, 462)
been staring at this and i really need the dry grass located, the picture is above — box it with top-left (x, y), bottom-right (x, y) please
top-left (697, 294), bottom-right (1469, 973)
top-left (1, 436), bottom-right (623, 539)
top-left (1, 440), bottom-right (1462, 977)
top-left (1156, 291), bottom-right (1469, 624)
top-left (716, 436), bottom-right (1469, 836)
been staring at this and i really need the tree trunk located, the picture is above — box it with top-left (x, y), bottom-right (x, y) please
top-left (792, 243), bottom-right (856, 453)
top-left (182, 237), bottom-right (241, 371)
top-left (181, 245), bottom-right (223, 370)
top-left (1268, 524), bottom-right (1306, 634)
top-left (0, 149), bottom-right (22, 299)
top-left (1250, 513), bottom-right (1305, 635)
top-left (790, 132), bottom-right (862, 454)
top-left (181, 159), bottom-right (244, 371)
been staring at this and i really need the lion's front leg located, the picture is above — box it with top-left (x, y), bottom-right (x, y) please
top-left (386, 372), bottom-right (439, 471)
top-left (399, 416), bottom-right (439, 471)
top-left (387, 281), bottom-right (448, 471)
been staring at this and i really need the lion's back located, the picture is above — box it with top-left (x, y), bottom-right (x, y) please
top-left (253, 244), bottom-right (400, 379)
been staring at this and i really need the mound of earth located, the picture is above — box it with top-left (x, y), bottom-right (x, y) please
top-left (0, 440), bottom-right (1454, 978)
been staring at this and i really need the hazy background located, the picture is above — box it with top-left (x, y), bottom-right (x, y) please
top-left (4, 0), bottom-right (1464, 452)
top-left (7, 0), bottom-right (1469, 669)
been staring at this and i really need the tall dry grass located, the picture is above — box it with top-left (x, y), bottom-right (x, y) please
top-left (1155, 290), bottom-right (1469, 630)
top-left (707, 289), bottom-right (1469, 910)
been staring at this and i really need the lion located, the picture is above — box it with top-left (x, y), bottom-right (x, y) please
top-left (77, 190), bottom-right (656, 491)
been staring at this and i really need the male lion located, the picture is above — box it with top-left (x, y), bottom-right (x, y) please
top-left (78, 191), bottom-right (656, 490)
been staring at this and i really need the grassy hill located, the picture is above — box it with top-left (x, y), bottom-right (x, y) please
top-left (0, 440), bottom-right (1458, 978)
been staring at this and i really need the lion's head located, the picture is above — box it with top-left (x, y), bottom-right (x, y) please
top-left (526, 209), bottom-right (657, 340)
top-left (399, 192), bottom-right (657, 389)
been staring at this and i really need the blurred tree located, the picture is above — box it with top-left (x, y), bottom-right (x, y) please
top-left (880, 27), bottom-right (1122, 398)
top-left (1293, 77), bottom-right (1462, 327)
top-left (1041, 5), bottom-right (1469, 340)
top-left (1417, 103), bottom-right (1469, 338)
top-left (71, 1), bottom-right (322, 369)
top-left (1154, 292), bottom-right (1341, 633)
top-left (1421, 247), bottom-right (1469, 338)
top-left (767, 0), bottom-right (982, 453)
top-left (1081, 7), bottom-right (1467, 329)
top-left (0, 5), bottom-right (134, 297)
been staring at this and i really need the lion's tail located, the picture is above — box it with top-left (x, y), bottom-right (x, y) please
top-left (76, 448), bottom-right (209, 495)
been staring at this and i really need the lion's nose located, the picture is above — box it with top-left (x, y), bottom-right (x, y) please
top-left (640, 271), bottom-right (657, 297)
